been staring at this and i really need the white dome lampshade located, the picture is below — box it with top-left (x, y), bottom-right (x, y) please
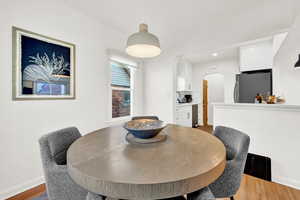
top-left (126, 24), bottom-right (161, 58)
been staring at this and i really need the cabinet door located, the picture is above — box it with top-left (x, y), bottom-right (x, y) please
top-left (177, 120), bottom-right (192, 127)
top-left (240, 40), bottom-right (273, 72)
top-left (177, 61), bottom-right (186, 91)
top-left (175, 106), bottom-right (192, 127)
top-left (177, 76), bottom-right (185, 91)
top-left (176, 59), bottom-right (192, 91)
top-left (186, 63), bottom-right (192, 91)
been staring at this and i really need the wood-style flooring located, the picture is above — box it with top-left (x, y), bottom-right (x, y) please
top-left (6, 175), bottom-right (300, 200)
top-left (220, 175), bottom-right (300, 200)
top-left (6, 184), bottom-right (45, 200)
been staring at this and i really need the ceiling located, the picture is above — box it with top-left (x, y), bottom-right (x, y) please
top-left (190, 47), bottom-right (239, 65)
top-left (65, 0), bottom-right (298, 63)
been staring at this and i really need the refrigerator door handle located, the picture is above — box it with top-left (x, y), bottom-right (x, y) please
top-left (234, 75), bottom-right (240, 103)
top-left (234, 82), bottom-right (238, 103)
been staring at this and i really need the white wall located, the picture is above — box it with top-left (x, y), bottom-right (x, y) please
top-left (212, 13), bottom-right (300, 190)
top-left (204, 74), bottom-right (225, 124)
top-left (0, 0), bottom-right (143, 199)
top-left (273, 13), bottom-right (300, 104)
top-left (143, 54), bottom-right (176, 123)
top-left (214, 104), bottom-right (300, 189)
top-left (192, 58), bottom-right (239, 105)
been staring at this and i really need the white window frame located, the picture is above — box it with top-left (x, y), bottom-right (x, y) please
top-left (108, 59), bottom-right (136, 122)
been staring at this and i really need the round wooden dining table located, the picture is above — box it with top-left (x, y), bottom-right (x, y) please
top-left (67, 124), bottom-right (226, 200)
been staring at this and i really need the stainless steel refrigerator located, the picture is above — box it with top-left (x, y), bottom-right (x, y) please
top-left (234, 70), bottom-right (272, 103)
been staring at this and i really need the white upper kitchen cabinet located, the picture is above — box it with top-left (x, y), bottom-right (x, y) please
top-left (239, 39), bottom-right (273, 72)
top-left (176, 58), bottom-right (192, 91)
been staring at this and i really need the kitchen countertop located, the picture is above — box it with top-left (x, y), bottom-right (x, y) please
top-left (176, 102), bottom-right (201, 107)
top-left (213, 103), bottom-right (300, 111)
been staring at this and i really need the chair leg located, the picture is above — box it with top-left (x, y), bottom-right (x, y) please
top-left (230, 197), bottom-right (234, 200)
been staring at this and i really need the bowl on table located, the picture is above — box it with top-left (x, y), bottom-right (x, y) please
top-left (123, 119), bottom-right (166, 139)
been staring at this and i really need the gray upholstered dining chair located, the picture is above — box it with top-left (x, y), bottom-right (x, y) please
top-left (39, 127), bottom-right (104, 200)
top-left (132, 116), bottom-right (159, 120)
top-left (208, 126), bottom-right (250, 200)
top-left (187, 187), bottom-right (215, 200)
top-left (187, 126), bottom-right (249, 200)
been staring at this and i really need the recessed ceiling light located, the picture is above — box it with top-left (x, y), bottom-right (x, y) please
top-left (212, 53), bottom-right (218, 57)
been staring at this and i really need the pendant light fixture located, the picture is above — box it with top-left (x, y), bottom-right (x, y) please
top-left (126, 23), bottom-right (161, 58)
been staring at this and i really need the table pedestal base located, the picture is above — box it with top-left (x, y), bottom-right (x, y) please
top-left (86, 192), bottom-right (187, 200)
top-left (86, 192), bottom-right (105, 200)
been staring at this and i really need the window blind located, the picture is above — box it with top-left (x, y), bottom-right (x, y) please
top-left (111, 62), bottom-right (130, 88)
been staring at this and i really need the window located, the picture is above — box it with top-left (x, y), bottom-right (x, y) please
top-left (34, 80), bottom-right (69, 95)
top-left (110, 60), bottom-right (133, 119)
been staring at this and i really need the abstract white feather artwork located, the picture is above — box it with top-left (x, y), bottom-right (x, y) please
top-left (23, 52), bottom-right (70, 82)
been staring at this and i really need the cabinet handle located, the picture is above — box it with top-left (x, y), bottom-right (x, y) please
top-left (187, 112), bottom-right (190, 119)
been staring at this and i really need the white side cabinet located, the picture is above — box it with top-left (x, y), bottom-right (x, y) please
top-left (185, 63), bottom-right (192, 91)
top-left (239, 39), bottom-right (273, 72)
top-left (175, 105), bottom-right (192, 127)
top-left (177, 59), bottom-right (192, 91)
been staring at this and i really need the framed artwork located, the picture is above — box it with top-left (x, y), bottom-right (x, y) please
top-left (12, 27), bottom-right (76, 100)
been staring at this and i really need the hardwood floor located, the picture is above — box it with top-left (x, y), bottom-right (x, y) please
top-left (7, 184), bottom-right (45, 200)
top-left (7, 175), bottom-right (300, 200)
top-left (219, 174), bottom-right (300, 200)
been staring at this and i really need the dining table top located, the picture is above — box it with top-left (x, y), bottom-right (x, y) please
top-left (67, 124), bottom-right (226, 200)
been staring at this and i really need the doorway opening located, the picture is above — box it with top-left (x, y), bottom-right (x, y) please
top-left (202, 73), bottom-right (225, 128)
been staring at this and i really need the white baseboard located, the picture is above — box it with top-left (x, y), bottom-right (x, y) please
top-left (0, 176), bottom-right (44, 200)
top-left (273, 176), bottom-right (300, 190)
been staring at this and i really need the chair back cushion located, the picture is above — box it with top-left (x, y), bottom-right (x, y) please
top-left (210, 126), bottom-right (250, 197)
top-left (47, 127), bottom-right (81, 165)
top-left (213, 126), bottom-right (250, 161)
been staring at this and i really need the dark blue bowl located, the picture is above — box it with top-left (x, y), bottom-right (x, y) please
top-left (123, 119), bottom-right (166, 139)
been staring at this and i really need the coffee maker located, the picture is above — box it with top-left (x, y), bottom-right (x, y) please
top-left (184, 95), bottom-right (192, 103)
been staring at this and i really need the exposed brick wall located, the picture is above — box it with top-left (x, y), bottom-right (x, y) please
top-left (112, 90), bottom-right (130, 118)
